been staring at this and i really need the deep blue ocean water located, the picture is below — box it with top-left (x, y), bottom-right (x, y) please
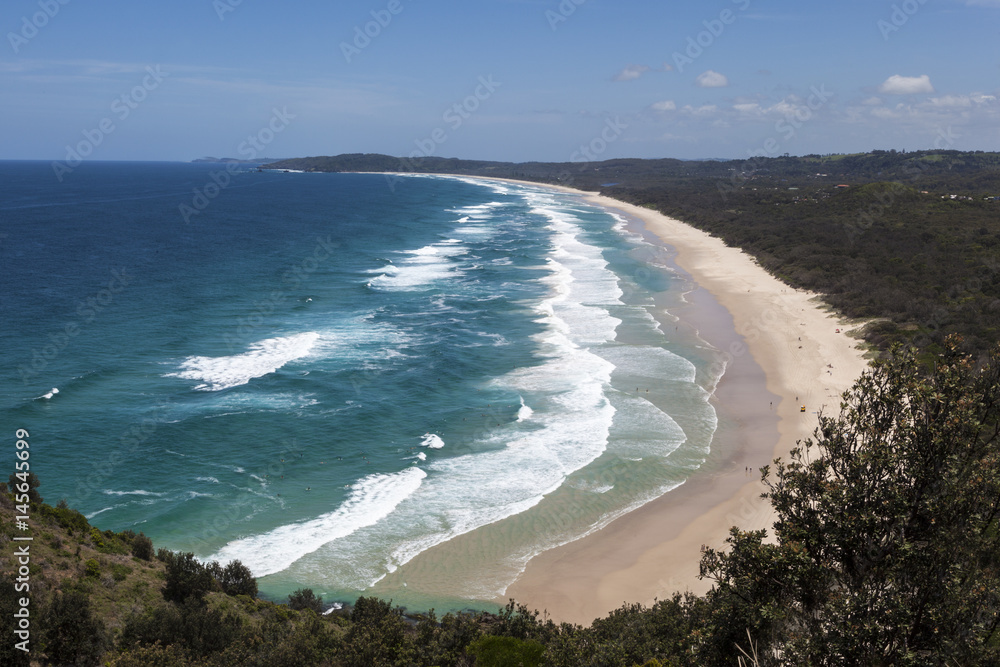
top-left (0, 162), bottom-right (722, 611)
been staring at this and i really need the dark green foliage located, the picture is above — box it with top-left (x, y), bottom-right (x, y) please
top-left (287, 587), bottom-right (323, 613)
top-left (131, 532), bottom-right (153, 560)
top-left (413, 609), bottom-right (484, 666)
top-left (578, 594), bottom-right (710, 667)
top-left (701, 339), bottom-right (1000, 664)
top-left (161, 552), bottom-right (218, 603)
top-left (119, 597), bottom-right (243, 659)
top-left (38, 503), bottom-right (91, 534)
top-left (41, 590), bottom-right (108, 666)
top-left (216, 559), bottom-right (257, 598)
top-left (468, 635), bottom-right (546, 667)
top-left (209, 611), bottom-right (341, 667)
top-left (9, 471), bottom-right (42, 504)
top-left (341, 596), bottom-right (414, 666)
top-left (491, 599), bottom-right (558, 643)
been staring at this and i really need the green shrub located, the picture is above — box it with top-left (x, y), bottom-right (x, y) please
top-left (84, 558), bottom-right (100, 578)
top-left (162, 552), bottom-right (217, 603)
top-left (468, 635), bottom-right (546, 667)
top-left (41, 590), bottom-right (108, 665)
top-left (119, 597), bottom-right (243, 658)
top-left (287, 587), bottom-right (323, 613)
top-left (39, 504), bottom-right (90, 533)
top-left (216, 560), bottom-right (257, 598)
top-left (131, 533), bottom-right (154, 561)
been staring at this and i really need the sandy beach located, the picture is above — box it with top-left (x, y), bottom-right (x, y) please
top-left (352, 173), bottom-right (870, 625)
top-left (479, 182), bottom-right (873, 625)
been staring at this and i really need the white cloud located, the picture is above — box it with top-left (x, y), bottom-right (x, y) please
top-left (878, 74), bottom-right (934, 95)
top-left (613, 64), bottom-right (650, 82)
top-left (861, 96), bottom-right (882, 106)
top-left (681, 104), bottom-right (719, 116)
top-left (926, 94), bottom-right (972, 108)
top-left (651, 100), bottom-right (676, 112)
top-left (733, 102), bottom-right (762, 115)
top-left (871, 106), bottom-right (903, 119)
top-left (770, 99), bottom-right (806, 117)
top-left (696, 70), bottom-right (729, 88)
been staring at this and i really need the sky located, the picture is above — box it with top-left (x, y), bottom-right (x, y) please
top-left (1, 0), bottom-right (998, 163)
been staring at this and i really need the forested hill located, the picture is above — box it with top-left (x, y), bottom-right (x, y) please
top-left (267, 150), bottom-right (1000, 358)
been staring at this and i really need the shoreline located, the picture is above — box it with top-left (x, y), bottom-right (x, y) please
top-left (345, 172), bottom-right (870, 625)
top-left (456, 176), bottom-right (870, 625)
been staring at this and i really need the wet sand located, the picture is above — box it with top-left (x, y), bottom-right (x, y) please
top-left (497, 184), bottom-right (870, 626)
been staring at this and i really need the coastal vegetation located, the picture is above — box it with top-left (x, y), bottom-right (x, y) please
top-left (4, 337), bottom-right (999, 664)
top-left (267, 150), bottom-right (1000, 360)
top-left (6, 150), bottom-right (1000, 663)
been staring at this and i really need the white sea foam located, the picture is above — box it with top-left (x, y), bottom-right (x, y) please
top-left (367, 242), bottom-right (468, 290)
top-left (37, 387), bottom-right (59, 400)
top-left (103, 489), bottom-right (164, 497)
top-left (85, 506), bottom-right (116, 519)
top-left (516, 397), bottom-right (533, 422)
top-left (438, 175), bottom-right (511, 195)
top-left (595, 345), bottom-right (698, 384)
top-left (196, 476), bottom-right (220, 484)
top-left (206, 468), bottom-right (426, 576)
top-left (166, 332), bottom-right (320, 391)
top-left (204, 186), bottom-right (714, 594)
top-left (281, 198), bottom-right (624, 586)
top-left (420, 433), bottom-right (445, 449)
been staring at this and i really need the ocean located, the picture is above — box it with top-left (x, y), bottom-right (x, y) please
top-left (0, 161), bottom-right (723, 612)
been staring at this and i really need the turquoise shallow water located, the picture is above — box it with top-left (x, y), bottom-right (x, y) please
top-left (0, 163), bottom-right (723, 611)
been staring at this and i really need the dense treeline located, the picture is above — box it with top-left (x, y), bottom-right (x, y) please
top-left (4, 338), bottom-right (1000, 664)
top-left (267, 150), bottom-right (1000, 359)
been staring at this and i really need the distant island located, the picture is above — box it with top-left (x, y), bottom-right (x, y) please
top-left (192, 156), bottom-right (286, 164)
top-left (266, 150), bottom-right (1000, 360)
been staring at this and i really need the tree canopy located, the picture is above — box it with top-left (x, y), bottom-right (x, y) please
top-left (701, 338), bottom-right (1000, 665)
